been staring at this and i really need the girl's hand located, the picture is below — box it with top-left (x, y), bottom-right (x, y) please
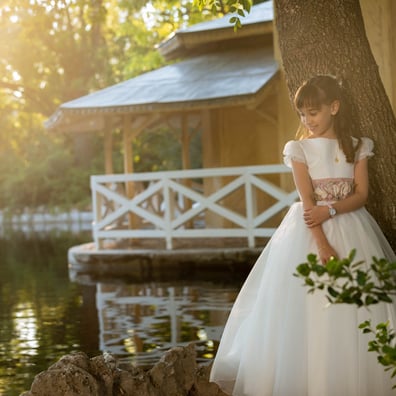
top-left (318, 244), bottom-right (338, 265)
top-left (303, 206), bottom-right (329, 227)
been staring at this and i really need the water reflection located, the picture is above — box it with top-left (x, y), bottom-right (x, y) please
top-left (0, 231), bottom-right (98, 396)
top-left (13, 303), bottom-right (39, 356)
top-left (0, 231), bottom-right (247, 396)
top-left (96, 281), bottom-right (238, 367)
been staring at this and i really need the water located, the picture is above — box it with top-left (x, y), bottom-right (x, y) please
top-left (0, 230), bottom-right (246, 396)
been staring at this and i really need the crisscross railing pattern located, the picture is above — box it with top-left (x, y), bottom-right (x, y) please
top-left (91, 164), bottom-right (298, 250)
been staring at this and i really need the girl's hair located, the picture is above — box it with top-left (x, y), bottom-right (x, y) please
top-left (293, 75), bottom-right (361, 163)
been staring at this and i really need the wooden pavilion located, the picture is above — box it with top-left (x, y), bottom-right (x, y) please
top-left (46, 2), bottom-right (293, 175)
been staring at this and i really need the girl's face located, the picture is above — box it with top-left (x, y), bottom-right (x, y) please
top-left (298, 100), bottom-right (339, 138)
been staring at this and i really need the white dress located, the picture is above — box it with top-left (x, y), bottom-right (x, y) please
top-left (210, 137), bottom-right (396, 396)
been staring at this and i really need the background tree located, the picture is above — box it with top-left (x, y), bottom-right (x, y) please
top-left (273, 0), bottom-right (396, 248)
top-left (0, 0), bottom-right (213, 211)
top-left (194, 0), bottom-right (396, 247)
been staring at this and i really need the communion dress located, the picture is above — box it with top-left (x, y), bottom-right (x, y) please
top-left (210, 137), bottom-right (396, 396)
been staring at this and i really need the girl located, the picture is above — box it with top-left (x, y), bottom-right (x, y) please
top-left (210, 75), bottom-right (396, 396)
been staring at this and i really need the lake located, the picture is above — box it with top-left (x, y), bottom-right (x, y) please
top-left (0, 229), bottom-right (247, 395)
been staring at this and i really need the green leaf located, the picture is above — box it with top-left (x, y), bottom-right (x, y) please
top-left (312, 263), bottom-right (327, 276)
top-left (376, 321), bottom-right (390, 330)
top-left (356, 270), bottom-right (367, 286)
top-left (296, 263), bottom-right (311, 277)
top-left (326, 260), bottom-right (343, 276)
top-left (359, 320), bottom-right (371, 329)
top-left (305, 278), bottom-right (315, 287)
top-left (365, 295), bottom-right (378, 305)
top-left (328, 286), bottom-right (339, 298)
top-left (378, 293), bottom-right (393, 303)
top-left (348, 249), bottom-right (357, 261)
top-left (307, 253), bottom-right (318, 264)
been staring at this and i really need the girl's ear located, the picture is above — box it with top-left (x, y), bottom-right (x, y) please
top-left (331, 100), bottom-right (340, 115)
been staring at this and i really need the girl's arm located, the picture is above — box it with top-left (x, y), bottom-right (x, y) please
top-left (304, 158), bottom-right (369, 226)
top-left (291, 160), bottom-right (338, 263)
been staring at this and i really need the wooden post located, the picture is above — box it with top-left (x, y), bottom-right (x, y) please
top-left (122, 114), bottom-right (163, 232)
top-left (104, 117), bottom-right (113, 175)
top-left (181, 113), bottom-right (191, 170)
top-left (181, 113), bottom-right (193, 228)
top-left (123, 115), bottom-right (139, 231)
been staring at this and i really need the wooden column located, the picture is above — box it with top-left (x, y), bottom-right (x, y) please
top-left (123, 114), bottom-right (139, 231)
top-left (181, 113), bottom-right (191, 170)
top-left (123, 115), bottom-right (134, 181)
top-left (122, 113), bottom-right (163, 231)
top-left (181, 113), bottom-right (193, 228)
top-left (104, 116), bottom-right (113, 175)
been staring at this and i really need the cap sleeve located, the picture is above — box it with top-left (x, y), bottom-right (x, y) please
top-left (356, 137), bottom-right (374, 161)
top-left (283, 140), bottom-right (306, 168)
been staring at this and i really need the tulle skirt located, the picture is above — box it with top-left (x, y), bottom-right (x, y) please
top-left (210, 202), bottom-right (396, 396)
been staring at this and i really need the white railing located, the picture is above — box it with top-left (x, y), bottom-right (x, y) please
top-left (91, 165), bottom-right (298, 250)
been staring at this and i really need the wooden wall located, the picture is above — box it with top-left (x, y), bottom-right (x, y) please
top-left (360, 0), bottom-right (396, 112)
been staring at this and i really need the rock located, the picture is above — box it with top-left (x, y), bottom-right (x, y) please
top-left (23, 352), bottom-right (101, 396)
top-left (190, 364), bottom-right (227, 396)
top-left (149, 344), bottom-right (197, 394)
top-left (20, 344), bottom-right (228, 396)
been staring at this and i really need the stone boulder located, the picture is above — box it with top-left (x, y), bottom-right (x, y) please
top-left (20, 343), bottom-right (228, 396)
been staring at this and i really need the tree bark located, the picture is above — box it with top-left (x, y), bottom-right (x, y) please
top-left (274, 0), bottom-right (396, 249)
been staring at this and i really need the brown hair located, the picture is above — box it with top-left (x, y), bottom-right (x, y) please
top-left (294, 75), bottom-right (361, 163)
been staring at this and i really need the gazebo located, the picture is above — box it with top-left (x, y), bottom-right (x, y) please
top-left (47, 2), bottom-right (299, 259)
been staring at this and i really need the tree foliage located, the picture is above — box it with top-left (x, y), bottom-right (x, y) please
top-left (0, 0), bottom-right (213, 210)
top-left (295, 249), bottom-right (396, 307)
top-left (295, 252), bottom-right (396, 386)
top-left (194, 0), bottom-right (252, 29)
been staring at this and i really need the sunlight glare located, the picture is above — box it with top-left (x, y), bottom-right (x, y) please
top-left (13, 303), bottom-right (39, 356)
top-left (124, 329), bottom-right (137, 354)
top-left (12, 71), bottom-right (21, 81)
top-left (141, 3), bottom-right (156, 30)
top-left (197, 328), bottom-right (208, 341)
top-left (29, 0), bottom-right (68, 12)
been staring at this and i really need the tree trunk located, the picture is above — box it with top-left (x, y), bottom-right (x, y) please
top-left (274, 0), bottom-right (396, 249)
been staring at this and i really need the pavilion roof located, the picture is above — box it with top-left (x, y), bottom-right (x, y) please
top-left (158, 2), bottom-right (274, 60)
top-left (46, 47), bottom-right (278, 132)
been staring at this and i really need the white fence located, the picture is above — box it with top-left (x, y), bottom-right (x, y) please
top-left (91, 165), bottom-right (298, 250)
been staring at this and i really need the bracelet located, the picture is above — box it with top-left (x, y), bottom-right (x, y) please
top-left (327, 204), bottom-right (337, 218)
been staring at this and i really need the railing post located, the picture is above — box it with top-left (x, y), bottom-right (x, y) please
top-left (91, 177), bottom-right (102, 249)
top-left (244, 172), bottom-right (255, 248)
top-left (163, 177), bottom-right (173, 249)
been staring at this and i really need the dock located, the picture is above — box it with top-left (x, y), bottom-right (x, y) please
top-left (68, 237), bottom-right (266, 282)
